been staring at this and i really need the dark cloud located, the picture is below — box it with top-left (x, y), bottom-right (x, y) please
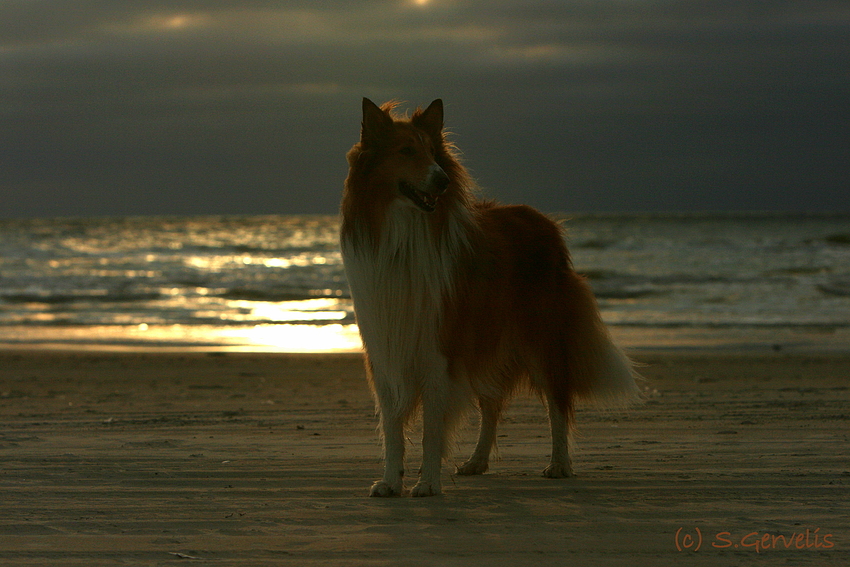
top-left (1, 0), bottom-right (848, 217)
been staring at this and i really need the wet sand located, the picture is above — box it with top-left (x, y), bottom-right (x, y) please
top-left (1, 350), bottom-right (847, 566)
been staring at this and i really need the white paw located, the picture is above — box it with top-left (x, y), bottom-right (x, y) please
top-left (542, 462), bottom-right (574, 478)
top-left (369, 480), bottom-right (402, 497)
top-left (411, 481), bottom-right (441, 497)
top-left (455, 459), bottom-right (488, 476)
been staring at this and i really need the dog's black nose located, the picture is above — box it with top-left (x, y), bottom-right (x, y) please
top-left (433, 168), bottom-right (450, 194)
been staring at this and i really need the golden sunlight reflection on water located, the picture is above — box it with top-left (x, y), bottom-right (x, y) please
top-left (216, 298), bottom-right (349, 323)
top-left (220, 323), bottom-right (362, 352)
top-left (0, 323), bottom-right (363, 353)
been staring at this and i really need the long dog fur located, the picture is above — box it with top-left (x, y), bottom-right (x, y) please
top-left (341, 98), bottom-right (641, 497)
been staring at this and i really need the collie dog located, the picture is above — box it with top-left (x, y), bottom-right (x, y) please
top-left (341, 98), bottom-right (641, 497)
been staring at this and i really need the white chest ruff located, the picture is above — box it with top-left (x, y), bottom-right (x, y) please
top-left (341, 204), bottom-right (470, 393)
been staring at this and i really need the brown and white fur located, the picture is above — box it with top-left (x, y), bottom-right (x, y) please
top-left (340, 98), bottom-right (641, 497)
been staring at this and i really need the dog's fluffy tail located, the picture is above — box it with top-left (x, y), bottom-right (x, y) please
top-left (555, 272), bottom-right (644, 410)
top-left (581, 338), bottom-right (644, 408)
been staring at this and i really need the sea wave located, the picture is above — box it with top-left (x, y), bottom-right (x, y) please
top-left (0, 291), bottom-right (163, 304)
top-left (215, 287), bottom-right (350, 302)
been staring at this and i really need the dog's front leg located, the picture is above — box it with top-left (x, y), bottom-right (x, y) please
top-left (412, 393), bottom-right (445, 497)
top-left (370, 411), bottom-right (405, 497)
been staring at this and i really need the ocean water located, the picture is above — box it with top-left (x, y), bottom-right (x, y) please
top-left (0, 213), bottom-right (848, 352)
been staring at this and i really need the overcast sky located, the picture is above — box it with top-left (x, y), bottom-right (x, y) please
top-left (2, 0), bottom-right (848, 218)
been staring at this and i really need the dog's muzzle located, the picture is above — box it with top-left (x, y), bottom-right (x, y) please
top-left (399, 165), bottom-right (450, 213)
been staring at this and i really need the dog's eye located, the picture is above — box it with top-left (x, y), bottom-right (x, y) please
top-left (399, 146), bottom-right (416, 156)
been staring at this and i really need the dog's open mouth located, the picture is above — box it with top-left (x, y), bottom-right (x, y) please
top-left (399, 181), bottom-right (439, 213)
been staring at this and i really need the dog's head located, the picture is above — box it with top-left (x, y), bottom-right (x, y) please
top-left (349, 98), bottom-right (451, 213)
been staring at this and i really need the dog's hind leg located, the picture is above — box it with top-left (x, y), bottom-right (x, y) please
top-left (456, 396), bottom-right (502, 475)
top-left (542, 393), bottom-right (574, 478)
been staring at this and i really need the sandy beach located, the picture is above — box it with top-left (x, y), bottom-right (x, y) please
top-left (1, 349), bottom-right (847, 566)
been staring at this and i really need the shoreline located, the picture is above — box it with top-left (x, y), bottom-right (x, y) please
top-left (1, 322), bottom-right (847, 354)
top-left (1, 349), bottom-right (848, 565)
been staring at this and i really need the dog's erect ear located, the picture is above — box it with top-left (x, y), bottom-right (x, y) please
top-left (413, 99), bottom-right (444, 139)
top-left (361, 98), bottom-right (393, 145)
